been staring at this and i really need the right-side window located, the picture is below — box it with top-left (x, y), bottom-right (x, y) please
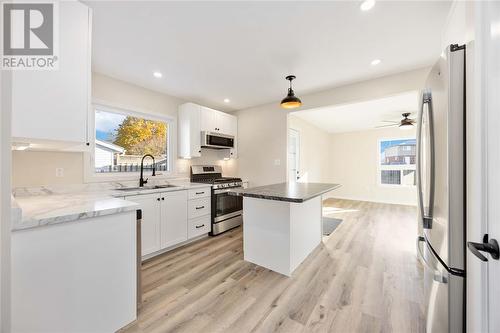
top-left (379, 138), bottom-right (416, 186)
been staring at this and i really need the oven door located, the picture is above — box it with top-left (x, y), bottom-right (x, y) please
top-left (213, 188), bottom-right (243, 221)
top-left (212, 187), bottom-right (243, 235)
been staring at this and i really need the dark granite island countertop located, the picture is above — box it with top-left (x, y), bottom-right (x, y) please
top-left (229, 182), bottom-right (341, 203)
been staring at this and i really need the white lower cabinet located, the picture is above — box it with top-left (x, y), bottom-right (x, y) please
top-left (188, 197), bottom-right (211, 219)
top-left (160, 190), bottom-right (188, 249)
top-left (126, 187), bottom-right (211, 258)
top-left (127, 193), bottom-right (161, 256)
top-left (188, 215), bottom-right (211, 239)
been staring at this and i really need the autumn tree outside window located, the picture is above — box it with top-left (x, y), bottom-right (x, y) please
top-left (94, 107), bottom-right (170, 173)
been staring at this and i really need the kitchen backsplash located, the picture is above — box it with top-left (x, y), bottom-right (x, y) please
top-left (12, 148), bottom-right (237, 188)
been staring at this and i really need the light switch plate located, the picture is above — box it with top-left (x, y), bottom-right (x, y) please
top-left (55, 168), bottom-right (64, 177)
top-left (274, 159), bottom-right (281, 166)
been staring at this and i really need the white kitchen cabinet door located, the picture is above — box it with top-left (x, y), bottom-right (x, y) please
top-left (178, 103), bottom-right (201, 158)
top-left (215, 112), bottom-right (233, 135)
top-left (200, 106), bottom-right (217, 132)
top-left (127, 194), bottom-right (161, 256)
top-left (160, 190), bottom-right (188, 249)
top-left (11, 1), bottom-right (91, 148)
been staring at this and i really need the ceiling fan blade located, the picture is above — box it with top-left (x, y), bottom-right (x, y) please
top-left (375, 124), bottom-right (398, 128)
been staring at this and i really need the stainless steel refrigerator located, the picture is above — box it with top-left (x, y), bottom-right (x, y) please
top-left (416, 44), bottom-right (466, 333)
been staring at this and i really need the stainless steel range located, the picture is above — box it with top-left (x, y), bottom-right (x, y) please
top-left (190, 165), bottom-right (243, 235)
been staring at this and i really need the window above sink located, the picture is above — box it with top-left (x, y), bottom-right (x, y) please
top-left (84, 104), bottom-right (175, 183)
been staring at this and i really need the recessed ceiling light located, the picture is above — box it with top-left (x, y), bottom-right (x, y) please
top-left (153, 72), bottom-right (162, 78)
top-left (360, 0), bottom-right (375, 11)
top-left (370, 59), bottom-right (381, 66)
top-left (224, 98), bottom-right (230, 103)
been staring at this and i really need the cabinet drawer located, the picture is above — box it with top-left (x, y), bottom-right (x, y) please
top-left (188, 187), bottom-right (211, 199)
top-left (188, 215), bottom-right (211, 239)
top-left (188, 198), bottom-right (211, 219)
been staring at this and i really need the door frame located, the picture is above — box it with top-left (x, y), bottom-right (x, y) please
top-left (466, 2), bottom-right (500, 332)
top-left (288, 128), bottom-right (300, 183)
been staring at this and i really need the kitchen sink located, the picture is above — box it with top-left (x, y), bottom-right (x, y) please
top-left (116, 185), bottom-right (179, 191)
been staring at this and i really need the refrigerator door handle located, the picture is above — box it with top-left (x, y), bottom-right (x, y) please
top-left (416, 236), bottom-right (448, 283)
top-left (416, 90), bottom-right (435, 229)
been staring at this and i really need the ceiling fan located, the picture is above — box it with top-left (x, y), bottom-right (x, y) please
top-left (376, 112), bottom-right (416, 130)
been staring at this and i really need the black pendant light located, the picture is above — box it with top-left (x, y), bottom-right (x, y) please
top-left (280, 75), bottom-right (302, 109)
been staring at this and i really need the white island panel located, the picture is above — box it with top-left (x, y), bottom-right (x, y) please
top-left (243, 196), bottom-right (322, 276)
top-left (290, 196), bottom-right (322, 273)
top-left (243, 197), bottom-right (291, 275)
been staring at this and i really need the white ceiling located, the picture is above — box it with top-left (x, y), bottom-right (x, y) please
top-left (86, 1), bottom-right (451, 111)
top-left (291, 91), bottom-right (419, 133)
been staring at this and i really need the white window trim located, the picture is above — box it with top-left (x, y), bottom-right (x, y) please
top-left (84, 102), bottom-right (176, 183)
top-left (377, 136), bottom-right (416, 188)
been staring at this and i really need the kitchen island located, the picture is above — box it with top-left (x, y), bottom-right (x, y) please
top-left (230, 182), bottom-right (341, 276)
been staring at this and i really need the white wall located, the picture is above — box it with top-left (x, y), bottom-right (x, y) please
top-left (441, 1), bottom-right (475, 49)
top-left (288, 114), bottom-right (417, 205)
top-left (12, 73), bottom-right (236, 187)
top-left (288, 115), bottom-right (331, 183)
top-left (327, 127), bottom-right (417, 205)
top-left (236, 67), bottom-right (429, 188)
top-left (235, 103), bottom-right (288, 187)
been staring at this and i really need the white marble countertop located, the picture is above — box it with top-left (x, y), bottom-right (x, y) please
top-left (11, 180), bottom-right (213, 231)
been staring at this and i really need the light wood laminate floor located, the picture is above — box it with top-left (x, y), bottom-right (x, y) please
top-left (122, 199), bottom-right (424, 333)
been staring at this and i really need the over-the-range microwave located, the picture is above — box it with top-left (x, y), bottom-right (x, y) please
top-left (201, 131), bottom-right (235, 149)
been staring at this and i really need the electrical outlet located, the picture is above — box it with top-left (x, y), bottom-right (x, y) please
top-left (55, 168), bottom-right (64, 177)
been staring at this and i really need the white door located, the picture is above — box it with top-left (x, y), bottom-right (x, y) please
top-left (288, 129), bottom-right (300, 182)
top-left (127, 194), bottom-right (161, 256)
top-left (160, 190), bottom-right (188, 249)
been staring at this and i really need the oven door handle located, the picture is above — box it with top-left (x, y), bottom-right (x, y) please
top-left (214, 187), bottom-right (242, 195)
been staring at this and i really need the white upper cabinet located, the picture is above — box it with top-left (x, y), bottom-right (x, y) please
top-left (200, 106), bottom-right (217, 132)
top-left (216, 112), bottom-right (236, 135)
top-left (199, 105), bottom-right (236, 135)
top-left (178, 103), bottom-right (202, 159)
top-left (11, 1), bottom-right (92, 150)
top-left (178, 103), bottom-right (238, 159)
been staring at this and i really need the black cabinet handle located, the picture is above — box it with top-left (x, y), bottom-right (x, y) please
top-left (467, 234), bottom-right (500, 261)
top-left (195, 224), bottom-right (205, 229)
top-left (162, 197), bottom-right (165, 200)
top-left (195, 192), bottom-right (204, 195)
top-left (195, 206), bottom-right (205, 210)
top-left (157, 198), bottom-right (160, 201)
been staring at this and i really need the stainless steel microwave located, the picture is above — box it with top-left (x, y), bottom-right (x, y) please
top-left (201, 131), bottom-right (235, 149)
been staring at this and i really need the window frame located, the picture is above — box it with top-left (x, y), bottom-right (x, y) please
top-left (84, 102), bottom-right (175, 183)
top-left (377, 136), bottom-right (416, 188)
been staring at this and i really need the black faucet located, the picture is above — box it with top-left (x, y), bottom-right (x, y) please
top-left (139, 154), bottom-right (156, 187)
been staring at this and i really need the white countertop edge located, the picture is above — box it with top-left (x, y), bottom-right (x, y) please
top-left (12, 199), bottom-right (140, 232)
top-left (11, 182), bottom-right (213, 232)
